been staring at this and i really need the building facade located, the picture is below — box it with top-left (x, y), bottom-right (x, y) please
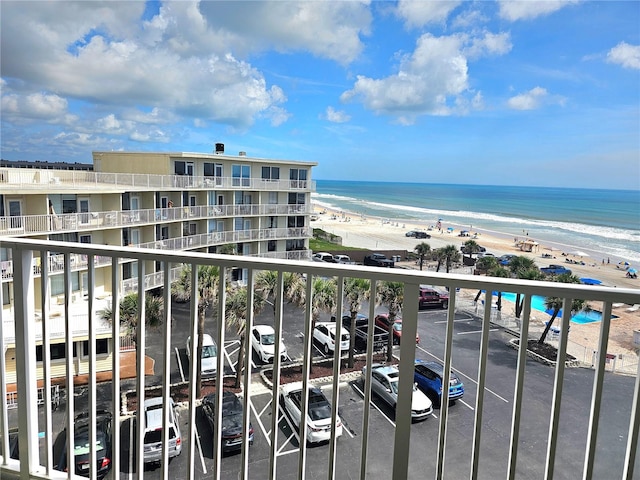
top-left (0, 147), bottom-right (316, 384)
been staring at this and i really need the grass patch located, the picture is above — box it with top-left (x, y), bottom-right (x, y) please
top-left (309, 237), bottom-right (362, 252)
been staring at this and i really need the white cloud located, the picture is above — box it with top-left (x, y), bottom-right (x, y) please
top-left (395, 0), bottom-right (461, 28)
top-left (324, 107), bottom-right (351, 123)
top-left (341, 31), bottom-right (510, 122)
top-left (463, 31), bottom-right (512, 60)
top-left (507, 87), bottom-right (548, 110)
top-left (498, 0), bottom-right (579, 21)
top-left (607, 42), bottom-right (640, 69)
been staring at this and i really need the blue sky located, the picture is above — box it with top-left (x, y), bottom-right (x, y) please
top-left (1, 1), bottom-right (638, 189)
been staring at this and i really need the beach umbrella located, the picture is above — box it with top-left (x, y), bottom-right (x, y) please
top-left (580, 278), bottom-right (602, 285)
top-left (619, 261), bottom-right (630, 266)
top-left (628, 268), bottom-right (637, 275)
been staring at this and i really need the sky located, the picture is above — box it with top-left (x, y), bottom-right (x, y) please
top-left (1, 1), bottom-right (639, 190)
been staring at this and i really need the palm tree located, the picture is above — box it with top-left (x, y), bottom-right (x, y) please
top-left (538, 273), bottom-right (588, 344)
top-left (461, 239), bottom-right (481, 261)
top-left (509, 256), bottom-right (542, 318)
top-left (255, 270), bottom-right (278, 316)
top-left (309, 277), bottom-right (337, 373)
top-left (432, 248), bottom-right (447, 272)
top-left (172, 264), bottom-right (220, 397)
top-left (225, 286), bottom-right (266, 388)
top-left (441, 245), bottom-right (461, 273)
top-left (343, 277), bottom-right (371, 368)
top-left (414, 242), bottom-right (431, 271)
top-left (100, 292), bottom-right (164, 339)
top-left (377, 281), bottom-right (404, 363)
top-left (219, 243), bottom-right (237, 255)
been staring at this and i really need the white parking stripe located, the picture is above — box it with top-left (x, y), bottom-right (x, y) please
top-left (433, 319), bottom-right (474, 324)
top-left (457, 329), bottom-right (499, 335)
top-left (352, 383), bottom-right (396, 428)
top-left (249, 400), bottom-right (272, 447)
top-left (194, 425), bottom-right (207, 474)
top-left (458, 399), bottom-right (475, 411)
top-left (416, 346), bottom-right (509, 403)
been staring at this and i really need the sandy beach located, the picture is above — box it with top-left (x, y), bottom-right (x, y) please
top-left (312, 205), bottom-right (640, 368)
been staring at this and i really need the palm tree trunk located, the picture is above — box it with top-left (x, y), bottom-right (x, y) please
top-left (496, 292), bottom-right (502, 311)
top-left (235, 334), bottom-right (245, 388)
top-left (348, 312), bottom-right (357, 368)
top-left (386, 314), bottom-right (395, 363)
top-left (474, 290), bottom-right (482, 303)
top-left (538, 309), bottom-right (560, 343)
top-left (419, 256), bottom-right (424, 270)
top-left (515, 293), bottom-right (523, 318)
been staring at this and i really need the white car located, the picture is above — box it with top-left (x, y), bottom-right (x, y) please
top-left (362, 364), bottom-right (433, 422)
top-left (312, 252), bottom-right (335, 262)
top-left (279, 382), bottom-right (343, 444)
top-left (142, 397), bottom-right (182, 463)
top-left (333, 254), bottom-right (352, 264)
top-left (251, 325), bottom-right (288, 363)
top-left (313, 322), bottom-right (349, 355)
top-left (186, 333), bottom-right (217, 377)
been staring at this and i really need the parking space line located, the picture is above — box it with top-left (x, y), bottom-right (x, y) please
top-left (248, 399), bottom-right (272, 447)
top-left (458, 399), bottom-right (475, 411)
top-left (416, 346), bottom-right (509, 404)
top-left (194, 426), bottom-right (207, 474)
top-left (175, 346), bottom-right (185, 383)
top-left (457, 329), bottom-right (499, 335)
top-left (433, 319), bottom-right (474, 324)
top-left (352, 383), bottom-right (396, 428)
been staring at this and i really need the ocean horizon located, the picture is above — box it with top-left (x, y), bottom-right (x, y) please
top-left (312, 180), bottom-right (640, 265)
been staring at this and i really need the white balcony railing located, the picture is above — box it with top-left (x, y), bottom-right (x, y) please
top-left (1, 238), bottom-right (639, 480)
top-left (0, 168), bottom-right (315, 193)
top-left (0, 204), bottom-right (313, 237)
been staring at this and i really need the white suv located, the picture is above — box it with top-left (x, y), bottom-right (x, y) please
top-left (142, 397), bottom-right (182, 463)
top-left (186, 333), bottom-right (217, 377)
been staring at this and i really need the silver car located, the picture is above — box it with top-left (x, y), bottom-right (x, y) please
top-left (142, 397), bottom-right (182, 463)
top-left (362, 364), bottom-right (433, 422)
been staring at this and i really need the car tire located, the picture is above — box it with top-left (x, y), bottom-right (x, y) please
top-left (323, 343), bottom-right (330, 355)
top-left (441, 301), bottom-right (448, 309)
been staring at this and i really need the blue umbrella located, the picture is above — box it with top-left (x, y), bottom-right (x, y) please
top-left (580, 278), bottom-right (602, 285)
top-left (628, 268), bottom-right (637, 274)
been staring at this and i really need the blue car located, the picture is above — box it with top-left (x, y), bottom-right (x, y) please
top-left (414, 360), bottom-right (464, 407)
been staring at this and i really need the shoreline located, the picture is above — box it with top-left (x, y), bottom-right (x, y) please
top-left (311, 203), bottom-right (640, 363)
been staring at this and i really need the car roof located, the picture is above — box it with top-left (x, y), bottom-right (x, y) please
top-left (201, 333), bottom-right (216, 345)
top-left (253, 324), bottom-right (275, 334)
top-left (372, 364), bottom-right (399, 378)
top-left (316, 321), bottom-right (336, 330)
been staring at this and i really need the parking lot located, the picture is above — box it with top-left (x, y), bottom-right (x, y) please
top-left (17, 301), bottom-right (639, 479)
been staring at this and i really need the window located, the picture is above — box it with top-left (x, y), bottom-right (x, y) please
top-left (79, 235), bottom-right (91, 244)
top-left (8, 199), bottom-right (23, 228)
top-left (288, 193), bottom-right (305, 205)
top-left (286, 239), bottom-right (305, 251)
top-left (232, 164), bottom-right (250, 187)
top-left (174, 161), bottom-right (193, 176)
top-left (289, 168), bottom-right (308, 187)
top-left (261, 166), bottom-right (280, 180)
top-left (268, 191), bottom-right (278, 204)
top-left (288, 216), bottom-right (305, 228)
top-left (36, 343), bottom-right (68, 361)
top-left (62, 196), bottom-right (77, 214)
top-left (50, 272), bottom-right (80, 296)
top-left (268, 216), bottom-right (277, 228)
top-left (2, 282), bottom-right (10, 305)
top-left (268, 240), bottom-right (276, 252)
top-left (81, 339), bottom-right (109, 356)
top-left (204, 162), bottom-right (223, 178)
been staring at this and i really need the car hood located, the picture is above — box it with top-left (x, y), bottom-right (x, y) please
top-left (412, 389), bottom-right (433, 412)
top-left (260, 342), bottom-right (286, 355)
top-left (201, 356), bottom-right (217, 372)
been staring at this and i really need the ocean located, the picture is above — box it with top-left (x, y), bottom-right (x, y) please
top-left (312, 181), bottom-right (640, 265)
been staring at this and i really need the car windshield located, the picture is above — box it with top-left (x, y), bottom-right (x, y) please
top-left (393, 323), bottom-right (402, 332)
top-left (202, 345), bottom-right (217, 358)
top-left (261, 333), bottom-right (275, 345)
top-left (307, 390), bottom-right (331, 421)
top-left (74, 434), bottom-right (105, 455)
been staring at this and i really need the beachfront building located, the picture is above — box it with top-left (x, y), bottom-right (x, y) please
top-left (0, 147), bottom-right (316, 385)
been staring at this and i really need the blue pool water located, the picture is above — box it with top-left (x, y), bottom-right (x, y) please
top-left (498, 292), bottom-right (615, 324)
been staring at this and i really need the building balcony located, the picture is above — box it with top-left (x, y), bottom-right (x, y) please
top-left (0, 168), bottom-right (315, 193)
top-left (0, 204), bottom-right (313, 237)
top-left (1, 238), bottom-right (638, 480)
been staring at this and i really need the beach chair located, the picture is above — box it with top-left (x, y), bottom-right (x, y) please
top-left (612, 303), bottom-right (625, 308)
top-left (626, 304), bottom-right (640, 312)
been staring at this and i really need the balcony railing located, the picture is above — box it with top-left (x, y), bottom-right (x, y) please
top-left (0, 168), bottom-right (315, 193)
top-left (1, 238), bottom-right (638, 480)
top-left (0, 204), bottom-right (313, 237)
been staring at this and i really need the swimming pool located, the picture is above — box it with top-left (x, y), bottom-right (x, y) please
top-left (498, 292), bottom-right (615, 324)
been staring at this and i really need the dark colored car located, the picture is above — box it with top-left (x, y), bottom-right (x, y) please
top-left (406, 230), bottom-right (430, 239)
top-left (374, 313), bottom-right (420, 345)
top-left (202, 391), bottom-right (254, 454)
top-left (414, 360), bottom-right (464, 407)
top-left (53, 409), bottom-right (113, 478)
top-left (1, 428), bottom-right (19, 460)
top-left (498, 254), bottom-right (517, 266)
top-left (418, 286), bottom-right (448, 309)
